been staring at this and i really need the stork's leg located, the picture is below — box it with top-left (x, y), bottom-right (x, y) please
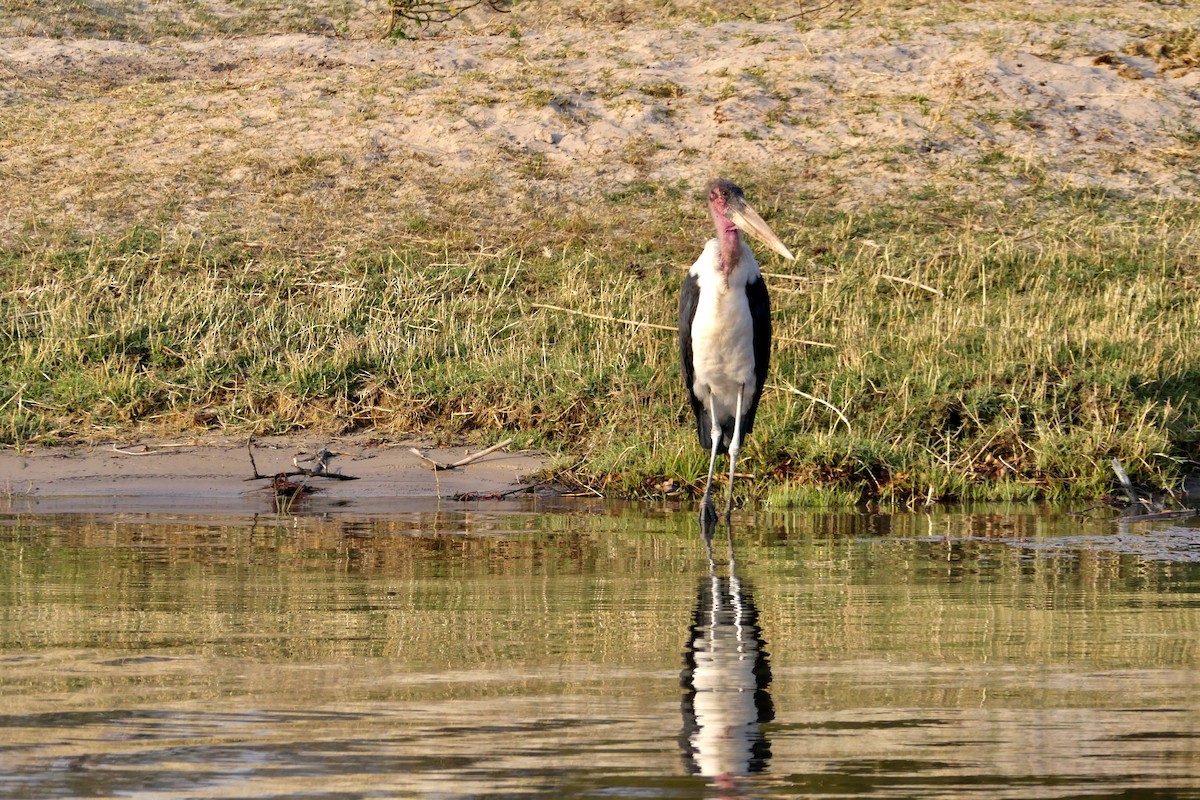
top-left (699, 395), bottom-right (722, 541)
top-left (723, 386), bottom-right (746, 526)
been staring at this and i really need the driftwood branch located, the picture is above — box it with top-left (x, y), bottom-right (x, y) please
top-left (1110, 458), bottom-right (1198, 522)
top-left (1111, 458), bottom-right (1139, 506)
top-left (453, 479), bottom-right (547, 501)
top-left (246, 437), bottom-right (261, 478)
top-left (1118, 508), bottom-right (1198, 523)
top-left (409, 438), bottom-right (515, 471)
top-left (245, 437), bottom-right (358, 482)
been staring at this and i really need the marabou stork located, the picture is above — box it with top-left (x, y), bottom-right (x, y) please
top-left (679, 179), bottom-right (794, 533)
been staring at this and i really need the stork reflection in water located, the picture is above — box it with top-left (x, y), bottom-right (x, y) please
top-left (679, 180), bottom-right (794, 537)
top-left (680, 561), bottom-right (774, 783)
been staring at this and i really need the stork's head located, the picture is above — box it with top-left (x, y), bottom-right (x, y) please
top-left (708, 179), bottom-right (795, 265)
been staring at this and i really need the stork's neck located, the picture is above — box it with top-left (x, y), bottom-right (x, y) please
top-left (714, 214), bottom-right (742, 276)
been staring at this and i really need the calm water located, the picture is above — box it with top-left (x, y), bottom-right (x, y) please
top-left (1, 497), bottom-right (1199, 799)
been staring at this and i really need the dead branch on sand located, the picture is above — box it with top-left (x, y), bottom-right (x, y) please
top-left (109, 443), bottom-right (193, 455)
top-left (244, 437), bottom-right (359, 482)
top-left (409, 438), bottom-right (515, 471)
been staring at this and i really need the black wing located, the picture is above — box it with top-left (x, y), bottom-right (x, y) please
top-left (679, 272), bottom-right (711, 449)
top-left (740, 275), bottom-right (772, 438)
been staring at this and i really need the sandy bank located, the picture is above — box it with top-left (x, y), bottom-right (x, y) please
top-left (0, 435), bottom-right (549, 513)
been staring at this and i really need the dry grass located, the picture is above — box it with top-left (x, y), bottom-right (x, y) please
top-left (9, 184), bottom-right (1197, 504)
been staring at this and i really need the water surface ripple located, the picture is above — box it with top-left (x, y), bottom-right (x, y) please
top-left (1, 502), bottom-right (1198, 798)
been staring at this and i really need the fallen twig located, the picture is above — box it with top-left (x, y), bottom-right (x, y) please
top-left (880, 274), bottom-right (944, 297)
top-left (245, 436), bottom-right (358, 482)
top-left (532, 302), bottom-right (675, 333)
top-left (110, 443), bottom-right (192, 456)
top-left (409, 438), bottom-right (515, 471)
top-left (533, 302), bottom-right (834, 348)
top-left (294, 449), bottom-right (338, 475)
top-left (452, 480), bottom-right (546, 501)
top-left (776, 335), bottom-right (836, 349)
top-left (769, 382), bottom-right (853, 435)
top-left (562, 487), bottom-right (605, 498)
top-left (247, 437), bottom-right (261, 478)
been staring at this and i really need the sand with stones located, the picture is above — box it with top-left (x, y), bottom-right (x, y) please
top-left (2, 3), bottom-right (1197, 250)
